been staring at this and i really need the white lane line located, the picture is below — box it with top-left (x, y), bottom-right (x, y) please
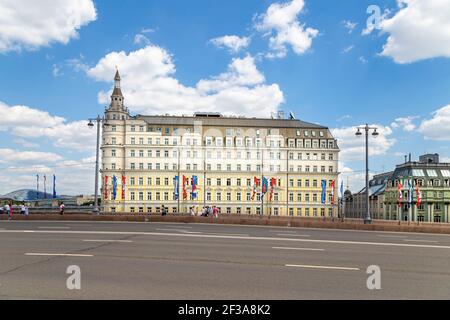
top-left (286, 264), bottom-right (360, 271)
top-left (160, 225), bottom-right (193, 229)
top-left (377, 235), bottom-right (407, 238)
top-left (156, 228), bottom-right (202, 234)
top-left (271, 231), bottom-right (298, 234)
top-left (276, 234), bottom-right (310, 237)
top-left (404, 239), bottom-right (438, 243)
top-left (3, 230), bottom-right (450, 250)
top-left (38, 227), bottom-right (70, 229)
top-left (204, 233), bottom-right (250, 237)
top-left (82, 239), bottom-right (133, 243)
top-left (273, 247), bottom-right (324, 251)
top-left (25, 253), bottom-right (93, 257)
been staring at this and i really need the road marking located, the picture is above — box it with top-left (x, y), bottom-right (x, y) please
top-left (285, 264), bottom-right (360, 271)
top-left (273, 247), bottom-right (324, 251)
top-left (276, 234), bottom-right (310, 237)
top-left (82, 239), bottom-right (133, 243)
top-left (25, 253), bottom-right (93, 257)
top-left (404, 239), bottom-right (438, 243)
top-left (38, 226), bottom-right (70, 229)
top-left (204, 233), bottom-right (250, 237)
top-left (377, 235), bottom-right (407, 238)
top-left (3, 230), bottom-right (450, 250)
top-left (156, 228), bottom-right (202, 234)
top-left (160, 225), bottom-right (193, 229)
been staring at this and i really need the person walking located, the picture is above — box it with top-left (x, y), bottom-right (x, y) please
top-left (59, 202), bottom-right (65, 215)
top-left (5, 203), bottom-right (10, 220)
top-left (190, 206), bottom-right (195, 216)
top-left (20, 204), bottom-right (26, 215)
top-left (24, 205), bottom-right (29, 216)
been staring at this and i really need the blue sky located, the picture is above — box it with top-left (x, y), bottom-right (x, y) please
top-left (1, 0), bottom-right (450, 195)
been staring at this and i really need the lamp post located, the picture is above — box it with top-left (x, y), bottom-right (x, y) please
top-left (355, 124), bottom-right (379, 224)
top-left (88, 115), bottom-right (106, 214)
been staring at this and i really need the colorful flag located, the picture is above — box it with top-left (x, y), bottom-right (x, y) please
top-left (416, 184), bottom-right (422, 207)
top-left (321, 180), bottom-right (327, 204)
top-left (408, 179), bottom-right (413, 205)
top-left (192, 175), bottom-right (198, 199)
top-left (44, 174), bottom-right (47, 199)
top-left (104, 176), bottom-right (109, 200)
top-left (182, 175), bottom-right (188, 200)
top-left (261, 177), bottom-right (269, 198)
top-left (251, 177), bottom-right (260, 201)
top-left (173, 176), bottom-right (179, 200)
top-left (112, 175), bottom-right (117, 200)
top-left (397, 179), bottom-right (403, 207)
top-left (53, 174), bottom-right (57, 199)
top-left (269, 178), bottom-right (276, 202)
top-left (121, 175), bottom-right (126, 200)
top-left (330, 180), bottom-right (336, 205)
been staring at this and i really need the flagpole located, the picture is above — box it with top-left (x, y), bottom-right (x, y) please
top-left (178, 147), bottom-right (180, 214)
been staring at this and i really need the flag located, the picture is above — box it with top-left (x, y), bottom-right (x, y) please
top-left (192, 175), bottom-right (198, 199)
top-left (408, 179), bottom-right (413, 205)
top-left (53, 174), bottom-right (57, 199)
top-left (104, 176), bottom-right (109, 200)
top-left (182, 175), bottom-right (188, 200)
top-left (397, 179), bottom-right (403, 207)
top-left (261, 177), bottom-right (269, 197)
top-left (416, 184), bottom-right (422, 207)
top-left (173, 176), bottom-right (179, 200)
top-left (36, 174), bottom-right (39, 199)
top-left (44, 175), bottom-right (47, 199)
top-left (121, 175), bottom-right (126, 200)
top-left (269, 178), bottom-right (276, 202)
top-left (340, 180), bottom-right (344, 205)
top-left (112, 175), bottom-right (117, 200)
top-left (321, 180), bottom-right (327, 204)
top-left (330, 180), bottom-right (336, 205)
top-left (251, 177), bottom-right (260, 201)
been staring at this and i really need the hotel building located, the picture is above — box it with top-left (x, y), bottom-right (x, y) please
top-left (101, 71), bottom-right (340, 216)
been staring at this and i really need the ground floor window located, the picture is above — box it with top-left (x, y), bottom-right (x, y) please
top-left (226, 207), bottom-right (231, 214)
top-left (246, 207), bottom-right (251, 214)
top-left (237, 207), bottom-right (241, 214)
top-left (156, 207), bottom-right (160, 213)
top-left (273, 207), bottom-right (279, 216)
top-left (147, 207), bottom-right (152, 213)
top-left (256, 207), bottom-right (261, 215)
top-left (289, 208), bottom-right (294, 216)
top-left (130, 207), bottom-right (135, 213)
top-left (111, 207), bottom-right (116, 213)
top-left (434, 216), bottom-right (441, 223)
top-left (320, 208), bottom-right (325, 217)
top-left (139, 207), bottom-right (144, 213)
top-left (172, 207), bottom-right (177, 213)
top-left (418, 215), bottom-right (425, 222)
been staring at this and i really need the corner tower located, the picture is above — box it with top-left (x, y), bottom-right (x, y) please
top-left (105, 69), bottom-right (129, 120)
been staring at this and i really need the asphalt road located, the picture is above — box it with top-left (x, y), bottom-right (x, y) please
top-left (1, 220), bottom-right (450, 299)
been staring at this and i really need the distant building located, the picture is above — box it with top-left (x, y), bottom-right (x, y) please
top-left (101, 70), bottom-right (341, 216)
top-left (385, 154), bottom-right (450, 222)
top-left (344, 154), bottom-right (450, 223)
top-left (343, 172), bottom-right (392, 220)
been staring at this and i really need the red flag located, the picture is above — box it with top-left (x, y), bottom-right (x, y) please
top-left (330, 180), bottom-right (336, 205)
top-left (182, 175), bottom-right (188, 200)
top-left (104, 176), bottom-right (109, 200)
top-left (251, 177), bottom-right (260, 201)
top-left (269, 178), bottom-right (276, 202)
top-left (416, 184), bottom-right (422, 207)
top-left (121, 175), bottom-right (126, 200)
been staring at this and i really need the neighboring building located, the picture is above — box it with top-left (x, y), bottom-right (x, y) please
top-left (101, 70), bottom-right (340, 216)
top-left (343, 172), bottom-right (392, 220)
top-left (384, 154), bottom-right (450, 223)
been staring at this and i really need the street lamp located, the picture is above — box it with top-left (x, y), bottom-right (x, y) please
top-left (87, 115), bottom-right (107, 214)
top-left (355, 124), bottom-right (379, 224)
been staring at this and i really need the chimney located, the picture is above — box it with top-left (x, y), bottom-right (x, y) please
top-left (409, 153), bottom-right (411, 163)
top-left (404, 155), bottom-right (407, 164)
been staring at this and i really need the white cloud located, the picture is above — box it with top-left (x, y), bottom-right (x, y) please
top-left (0, 0), bottom-right (97, 53)
top-left (342, 20), bottom-right (357, 34)
top-left (332, 125), bottom-right (397, 162)
top-left (391, 116), bottom-right (419, 131)
top-left (134, 34), bottom-right (151, 46)
top-left (210, 35), bottom-right (251, 53)
top-left (13, 138), bottom-right (39, 148)
top-left (0, 149), bottom-right (63, 164)
top-left (359, 56), bottom-right (368, 64)
top-left (419, 105), bottom-right (450, 141)
top-left (254, 0), bottom-right (318, 58)
top-left (377, 0), bottom-right (450, 63)
top-left (0, 101), bottom-right (96, 151)
top-left (341, 45), bottom-right (354, 54)
top-left (87, 45), bottom-right (284, 117)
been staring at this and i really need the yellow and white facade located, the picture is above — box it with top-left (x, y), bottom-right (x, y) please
top-left (101, 71), bottom-right (340, 217)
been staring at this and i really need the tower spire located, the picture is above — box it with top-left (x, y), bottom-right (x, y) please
top-left (110, 68), bottom-right (124, 110)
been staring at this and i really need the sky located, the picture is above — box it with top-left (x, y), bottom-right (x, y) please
top-left (1, 0), bottom-right (450, 195)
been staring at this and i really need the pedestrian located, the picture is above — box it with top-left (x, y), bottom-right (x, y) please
top-left (24, 205), bottom-right (29, 216)
top-left (59, 202), bottom-right (65, 215)
top-left (213, 206), bottom-right (219, 218)
top-left (5, 203), bottom-right (10, 220)
top-left (190, 206), bottom-right (195, 216)
top-left (20, 203), bottom-right (26, 215)
top-left (161, 205), bottom-right (166, 216)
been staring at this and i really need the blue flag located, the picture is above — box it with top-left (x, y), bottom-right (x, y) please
top-left (112, 175), bottom-right (117, 200)
top-left (192, 175), bottom-right (198, 199)
top-left (174, 176), bottom-right (179, 200)
top-left (321, 180), bottom-right (327, 204)
top-left (53, 174), bottom-right (57, 198)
